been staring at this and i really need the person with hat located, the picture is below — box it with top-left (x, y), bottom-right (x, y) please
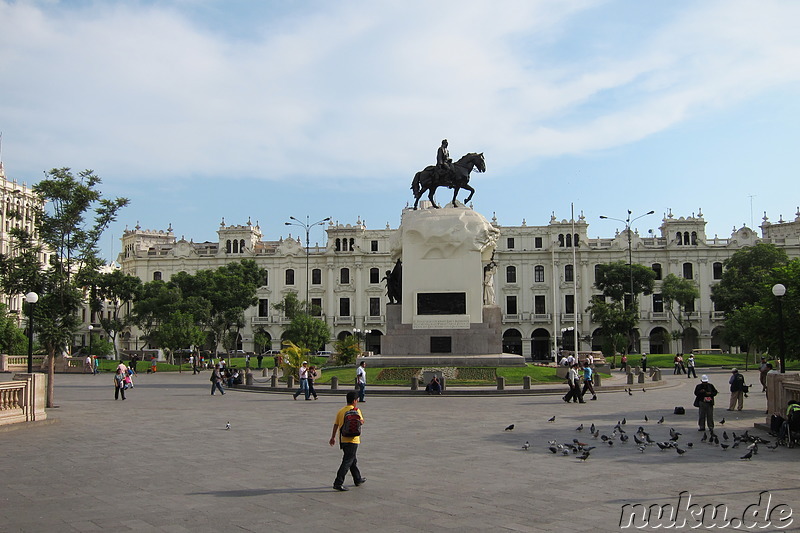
top-left (728, 368), bottom-right (746, 411)
top-left (693, 374), bottom-right (718, 433)
top-left (293, 361), bottom-right (311, 400)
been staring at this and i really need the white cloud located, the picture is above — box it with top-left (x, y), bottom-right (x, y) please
top-left (1, 0), bottom-right (799, 187)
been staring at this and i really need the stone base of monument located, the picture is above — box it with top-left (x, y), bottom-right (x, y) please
top-left (372, 304), bottom-right (526, 367)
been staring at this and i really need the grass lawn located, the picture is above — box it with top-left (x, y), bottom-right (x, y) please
top-left (619, 353), bottom-right (800, 371)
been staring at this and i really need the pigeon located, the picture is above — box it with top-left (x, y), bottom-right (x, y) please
top-left (633, 435), bottom-right (645, 445)
top-left (601, 434), bottom-right (609, 441)
top-left (628, 389), bottom-right (633, 396)
top-left (607, 440), bottom-right (614, 446)
top-left (669, 428), bottom-right (681, 439)
top-left (576, 424), bottom-right (584, 431)
top-left (645, 434), bottom-right (655, 444)
top-left (720, 443), bottom-right (729, 450)
top-left (657, 416), bottom-right (664, 424)
top-left (644, 415), bottom-right (649, 422)
top-left (701, 432), bottom-right (708, 443)
top-left (590, 423), bottom-right (596, 433)
top-left (620, 434), bottom-right (629, 443)
top-left (522, 441), bottom-right (530, 451)
top-left (577, 451), bottom-right (590, 461)
top-left (573, 439), bottom-right (588, 447)
top-left (225, 421), bottom-right (231, 430)
top-left (561, 449), bottom-right (570, 456)
top-left (719, 418), bottom-right (725, 425)
top-left (656, 442), bottom-right (670, 451)
top-left (642, 388), bottom-right (647, 393)
top-left (740, 450), bottom-right (753, 460)
top-left (676, 447), bottom-right (687, 456)
top-left (548, 446), bottom-right (559, 454)
top-left (713, 435), bottom-right (720, 446)
top-left (621, 417), bottom-right (627, 425)
top-left (505, 424), bottom-right (515, 431)
top-left (732, 441), bottom-right (741, 449)
top-left (638, 445), bottom-right (647, 453)
top-left (583, 446), bottom-right (596, 452)
top-left (548, 416), bottom-right (556, 422)
top-left (591, 430), bottom-right (600, 439)
top-left (723, 431), bottom-right (729, 441)
top-left (686, 442), bottom-right (693, 448)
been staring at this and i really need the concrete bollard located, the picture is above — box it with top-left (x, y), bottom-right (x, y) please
top-left (411, 377), bottom-right (419, 391)
top-left (497, 376), bottom-right (505, 391)
top-left (638, 372), bottom-right (646, 384)
top-left (593, 373), bottom-right (601, 387)
top-left (245, 371), bottom-right (254, 386)
top-left (441, 376), bottom-right (446, 392)
top-left (627, 373), bottom-right (634, 385)
top-left (330, 376), bottom-right (339, 390)
top-left (287, 375), bottom-right (294, 389)
top-left (270, 375), bottom-right (277, 388)
top-left (652, 369), bottom-right (662, 382)
top-left (523, 376), bottom-right (532, 390)
top-left (262, 368), bottom-right (268, 377)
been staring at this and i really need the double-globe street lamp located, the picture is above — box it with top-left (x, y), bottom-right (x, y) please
top-left (25, 292), bottom-right (38, 373)
top-left (285, 216), bottom-right (331, 312)
top-left (772, 283), bottom-right (787, 374)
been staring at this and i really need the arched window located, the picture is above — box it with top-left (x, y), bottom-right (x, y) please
top-left (534, 265), bottom-right (545, 283)
top-left (226, 240), bottom-right (232, 253)
top-left (691, 232), bottom-right (697, 245)
top-left (565, 264), bottom-right (574, 282)
top-left (712, 262), bottom-right (723, 280)
top-left (676, 232), bottom-right (682, 245)
top-left (349, 238), bottom-right (355, 251)
top-left (574, 234), bottom-right (579, 247)
top-left (558, 234), bottom-right (564, 247)
top-left (240, 239), bottom-right (246, 252)
top-left (285, 269), bottom-right (295, 285)
top-left (506, 265), bottom-right (517, 283)
top-left (651, 263), bottom-right (662, 280)
top-left (682, 262), bottom-right (693, 280)
top-left (263, 271), bottom-right (269, 286)
top-left (153, 271), bottom-right (162, 281)
top-left (594, 264), bottom-right (602, 281)
top-left (683, 232), bottom-right (690, 246)
top-left (232, 240), bottom-right (239, 253)
top-left (565, 234), bottom-right (572, 247)
top-left (335, 238), bottom-right (341, 251)
top-left (312, 268), bottom-right (322, 285)
top-left (369, 267), bottom-right (380, 284)
top-left (340, 268), bottom-right (350, 284)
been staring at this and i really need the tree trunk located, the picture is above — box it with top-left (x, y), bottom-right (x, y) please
top-left (46, 348), bottom-right (56, 408)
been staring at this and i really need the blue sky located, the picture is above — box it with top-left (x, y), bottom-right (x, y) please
top-left (1, 0), bottom-right (799, 261)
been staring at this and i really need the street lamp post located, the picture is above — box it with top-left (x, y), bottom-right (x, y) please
top-left (88, 324), bottom-right (94, 374)
top-left (285, 216), bottom-right (331, 312)
top-left (772, 283), bottom-right (786, 373)
top-left (25, 292), bottom-right (38, 373)
top-left (599, 210), bottom-right (655, 307)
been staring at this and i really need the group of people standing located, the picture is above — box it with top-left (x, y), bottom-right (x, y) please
top-left (673, 353), bottom-right (697, 377)
top-left (693, 367), bottom-right (753, 433)
top-left (113, 361), bottom-right (135, 400)
top-left (562, 360), bottom-right (597, 403)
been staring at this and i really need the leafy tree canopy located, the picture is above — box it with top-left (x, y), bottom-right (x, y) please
top-left (711, 243), bottom-right (788, 313)
top-left (594, 261), bottom-right (656, 303)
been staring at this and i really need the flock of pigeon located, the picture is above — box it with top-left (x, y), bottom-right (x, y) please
top-left (507, 413), bottom-right (776, 462)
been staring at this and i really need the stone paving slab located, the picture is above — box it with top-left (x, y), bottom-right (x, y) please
top-left (0, 368), bottom-right (797, 533)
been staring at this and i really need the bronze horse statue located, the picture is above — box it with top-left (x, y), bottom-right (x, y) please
top-left (411, 152), bottom-right (485, 209)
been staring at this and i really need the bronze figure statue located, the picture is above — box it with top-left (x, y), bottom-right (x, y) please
top-left (382, 259), bottom-right (402, 304)
top-left (411, 149), bottom-right (485, 209)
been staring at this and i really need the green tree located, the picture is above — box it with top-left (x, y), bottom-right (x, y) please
top-left (711, 243), bottom-right (788, 313)
top-left (130, 281), bottom-right (183, 349)
top-left (279, 339), bottom-right (309, 379)
top-left (273, 292), bottom-right (304, 319)
top-left (153, 310), bottom-right (206, 364)
top-left (0, 168), bottom-right (128, 407)
top-left (661, 273), bottom-right (700, 338)
top-left (0, 304), bottom-right (29, 354)
top-left (93, 270), bottom-right (142, 358)
top-left (283, 313), bottom-right (331, 352)
top-left (588, 262), bottom-right (656, 359)
top-left (253, 328), bottom-right (271, 354)
top-left (334, 334), bottom-right (360, 365)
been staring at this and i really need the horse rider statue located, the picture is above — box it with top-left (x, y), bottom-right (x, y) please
top-left (436, 139), bottom-right (454, 184)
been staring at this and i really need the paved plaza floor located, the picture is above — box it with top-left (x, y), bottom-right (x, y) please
top-left (1, 368), bottom-right (798, 532)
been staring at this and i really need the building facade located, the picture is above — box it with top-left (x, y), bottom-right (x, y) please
top-left (117, 208), bottom-right (800, 358)
top-left (0, 162), bottom-right (46, 319)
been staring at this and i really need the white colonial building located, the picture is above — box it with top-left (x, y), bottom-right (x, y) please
top-left (115, 206), bottom-right (800, 359)
top-left (0, 162), bottom-right (46, 319)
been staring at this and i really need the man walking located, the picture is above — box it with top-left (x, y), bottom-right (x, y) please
top-left (356, 361), bottom-right (367, 402)
top-left (694, 374), bottom-right (718, 433)
top-left (210, 364), bottom-right (225, 395)
top-left (293, 361), bottom-right (311, 400)
top-left (686, 354), bottom-right (697, 379)
top-left (728, 368), bottom-right (746, 411)
top-left (329, 391), bottom-right (366, 491)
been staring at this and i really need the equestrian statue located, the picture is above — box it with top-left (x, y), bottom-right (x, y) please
top-left (411, 139), bottom-right (485, 209)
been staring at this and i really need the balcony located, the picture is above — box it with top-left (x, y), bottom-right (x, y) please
top-left (502, 314), bottom-right (521, 323)
top-left (650, 312), bottom-right (668, 321)
top-left (531, 313), bottom-right (551, 323)
top-left (365, 315), bottom-right (385, 324)
top-left (335, 316), bottom-right (355, 325)
top-left (251, 316), bottom-right (271, 325)
top-left (560, 313), bottom-right (582, 323)
top-left (711, 311), bottom-right (725, 321)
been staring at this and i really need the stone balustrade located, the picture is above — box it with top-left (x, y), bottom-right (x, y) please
top-left (0, 373), bottom-right (47, 427)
